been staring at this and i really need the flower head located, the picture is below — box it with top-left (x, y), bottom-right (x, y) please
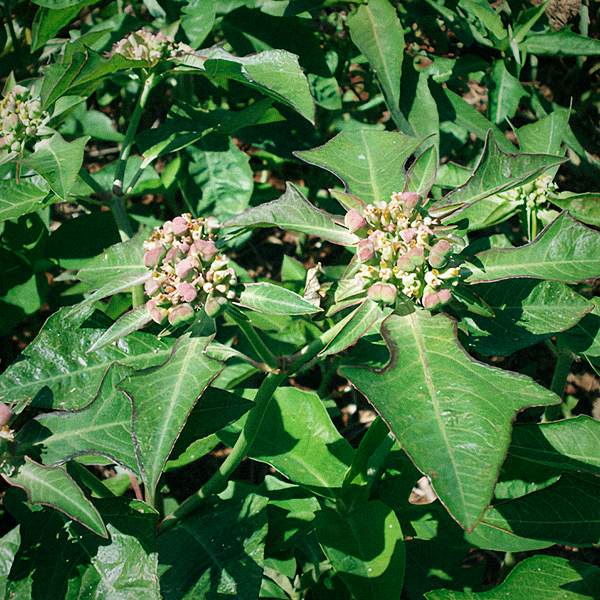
top-left (0, 85), bottom-right (49, 152)
top-left (143, 214), bottom-right (237, 323)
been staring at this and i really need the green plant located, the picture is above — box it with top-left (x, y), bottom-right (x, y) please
top-left (0, 1), bottom-right (600, 599)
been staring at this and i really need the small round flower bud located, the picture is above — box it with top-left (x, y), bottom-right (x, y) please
top-left (422, 288), bottom-right (452, 310)
top-left (168, 303), bottom-right (195, 326)
top-left (357, 239), bottom-right (376, 263)
top-left (345, 209), bottom-right (368, 233)
top-left (367, 282), bottom-right (397, 305)
top-left (428, 240), bottom-right (453, 269)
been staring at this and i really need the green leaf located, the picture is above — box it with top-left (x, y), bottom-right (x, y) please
top-left (77, 233), bottom-right (147, 288)
top-left (458, 279), bottom-right (592, 356)
top-left (80, 270), bottom-right (151, 306)
top-left (296, 130), bottom-right (421, 206)
top-left (237, 282), bottom-right (322, 315)
top-left (446, 192), bottom-right (522, 232)
top-left (0, 305), bottom-right (175, 412)
top-left (181, 0), bottom-right (216, 48)
top-left (184, 136), bottom-right (254, 223)
top-left (481, 473), bottom-right (600, 547)
top-left (315, 501), bottom-right (405, 600)
top-left (2, 457), bottom-right (107, 537)
top-left (516, 110), bottom-right (569, 155)
top-left (347, 0), bottom-right (412, 134)
top-left (87, 305), bottom-right (153, 352)
top-left (120, 330), bottom-right (223, 503)
top-left (18, 134), bottom-right (89, 200)
top-left (489, 60), bottom-right (526, 125)
top-left (31, 4), bottom-right (82, 52)
top-left (0, 176), bottom-right (50, 223)
top-left (520, 26), bottom-right (600, 56)
top-left (15, 364), bottom-right (138, 474)
top-left (509, 416), bottom-right (600, 476)
top-left (219, 387), bottom-right (354, 492)
top-left (224, 183), bottom-right (358, 246)
top-left (202, 48), bottom-right (315, 123)
top-left (512, 0), bottom-right (552, 44)
top-left (5, 492), bottom-right (160, 599)
top-left (556, 297), bottom-right (600, 363)
top-left (459, 0), bottom-right (506, 41)
top-left (462, 212), bottom-right (600, 283)
top-left (0, 527), bottom-right (20, 597)
top-left (405, 145), bottom-right (438, 197)
top-left (425, 554), bottom-right (600, 600)
top-left (550, 192), bottom-right (600, 227)
top-left (158, 482), bottom-right (268, 600)
top-left (402, 63), bottom-right (440, 148)
top-left (431, 133), bottom-right (564, 217)
top-left (339, 310), bottom-right (558, 531)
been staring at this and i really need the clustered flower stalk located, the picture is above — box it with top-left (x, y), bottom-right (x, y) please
top-left (346, 192), bottom-right (460, 310)
top-left (0, 85), bottom-right (49, 153)
top-left (143, 214), bottom-right (237, 325)
top-left (108, 29), bottom-right (193, 66)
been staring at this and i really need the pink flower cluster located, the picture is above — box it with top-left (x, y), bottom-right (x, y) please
top-left (143, 214), bottom-right (237, 324)
top-left (345, 192), bottom-right (460, 310)
top-left (108, 30), bottom-right (193, 67)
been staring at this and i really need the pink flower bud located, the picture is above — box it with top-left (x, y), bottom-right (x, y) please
top-left (400, 228), bottom-right (417, 244)
top-left (428, 240), bottom-right (452, 269)
top-left (357, 239), bottom-right (376, 262)
top-left (147, 299), bottom-right (168, 323)
top-left (164, 247), bottom-right (179, 263)
top-left (143, 246), bottom-right (164, 267)
top-left (0, 402), bottom-right (14, 427)
top-left (204, 294), bottom-right (229, 317)
top-left (397, 246), bottom-right (424, 272)
top-left (367, 282), bottom-right (397, 305)
top-left (168, 303), bottom-right (194, 326)
top-left (422, 288), bottom-right (452, 310)
top-left (176, 257), bottom-right (194, 279)
top-left (178, 281), bottom-right (197, 302)
top-left (193, 239), bottom-right (219, 261)
top-left (171, 216), bottom-right (189, 235)
top-left (344, 209), bottom-right (367, 233)
top-left (145, 278), bottom-right (161, 296)
top-left (399, 192), bottom-right (420, 210)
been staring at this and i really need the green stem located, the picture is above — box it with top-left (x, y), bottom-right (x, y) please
top-left (113, 72), bottom-right (155, 196)
top-left (543, 347), bottom-right (575, 422)
top-left (110, 195), bottom-right (134, 241)
top-left (578, 1), bottom-right (589, 69)
top-left (78, 168), bottom-right (111, 201)
top-left (158, 371), bottom-right (287, 534)
top-left (3, 1), bottom-right (23, 70)
top-left (225, 306), bottom-right (279, 371)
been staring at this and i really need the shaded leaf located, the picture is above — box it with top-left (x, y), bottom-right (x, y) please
top-left (159, 482), bottom-right (268, 600)
top-left (509, 416), bottom-right (600, 476)
top-left (520, 27), bottom-right (600, 55)
top-left (296, 130), bottom-right (421, 206)
top-left (482, 473), bottom-right (600, 547)
top-left (224, 183), bottom-right (358, 246)
top-left (87, 304), bottom-right (153, 353)
top-left (0, 305), bottom-right (175, 412)
top-left (347, 0), bottom-right (412, 134)
top-left (426, 554), bottom-right (600, 600)
top-left (462, 212), bottom-right (600, 283)
top-left (79, 269), bottom-right (150, 306)
top-left (489, 60), bottom-right (526, 125)
top-left (18, 134), bottom-right (89, 200)
top-left (340, 310), bottom-right (558, 531)
top-left (181, 0), bottom-right (216, 48)
top-left (315, 501), bottom-right (404, 600)
top-left (556, 297), bottom-right (600, 363)
top-left (2, 457), bottom-right (107, 537)
top-left (405, 145), bottom-right (438, 197)
top-left (458, 279), bottom-right (592, 356)
top-left (120, 330), bottom-right (223, 503)
top-left (237, 282), bottom-right (322, 315)
top-left (550, 192), bottom-right (600, 227)
top-left (517, 110), bottom-right (569, 155)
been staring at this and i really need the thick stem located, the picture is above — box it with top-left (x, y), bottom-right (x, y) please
top-left (578, 1), bottom-right (589, 69)
top-left (110, 195), bottom-right (135, 241)
top-left (78, 168), bottom-right (111, 202)
top-left (158, 371), bottom-right (286, 534)
top-left (543, 347), bottom-right (574, 422)
top-left (113, 72), bottom-right (155, 196)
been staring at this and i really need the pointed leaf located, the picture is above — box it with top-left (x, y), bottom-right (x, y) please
top-left (0, 305), bottom-right (175, 412)
top-left (550, 192), bottom-right (600, 227)
top-left (159, 482), bottom-right (268, 600)
top-left (5, 492), bottom-right (160, 599)
top-left (509, 416), bottom-right (600, 475)
top-left (458, 279), bottom-right (592, 356)
top-left (489, 60), bottom-right (526, 125)
top-left (520, 27), bottom-right (600, 55)
top-left (18, 134), bottom-right (89, 200)
top-left (224, 183), bottom-right (358, 246)
top-left (315, 501), bottom-right (405, 600)
top-left (426, 554), bottom-right (600, 600)
top-left (517, 110), bottom-right (569, 155)
top-left (79, 269), bottom-right (150, 306)
top-left (340, 310), bottom-right (558, 531)
top-left (237, 282), bottom-right (322, 315)
top-left (15, 364), bottom-right (138, 473)
top-left (0, 176), bottom-right (51, 222)
top-left (556, 297), bottom-right (600, 363)
top-left (431, 133), bottom-right (564, 216)
top-left (120, 332), bottom-right (223, 502)
top-left (296, 130), bottom-right (421, 206)
top-left (2, 457), bottom-right (107, 537)
top-left (347, 0), bottom-right (412, 134)
top-left (405, 145), bottom-right (438, 197)
top-left (88, 304), bottom-right (153, 353)
top-left (77, 233), bottom-right (147, 288)
top-left (482, 473), bottom-right (600, 547)
top-left (462, 212), bottom-right (600, 283)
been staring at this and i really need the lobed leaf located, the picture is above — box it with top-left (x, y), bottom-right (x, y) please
top-left (296, 130), bottom-right (421, 206)
top-left (340, 310), bottom-right (558, 531)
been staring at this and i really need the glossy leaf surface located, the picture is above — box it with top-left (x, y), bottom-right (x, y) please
top-left (237, 282), bottom-right (322, 315)
top-left (340, 310), bottom-right (557, 531)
